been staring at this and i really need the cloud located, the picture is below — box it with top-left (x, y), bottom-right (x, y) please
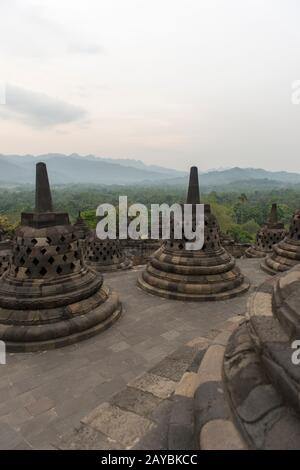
top-left (0, 84), bottom-right (86, 128)
top-left (1, 1), bottom-right (105, 60)
top-left (68, 44), bottom-right (104, 55)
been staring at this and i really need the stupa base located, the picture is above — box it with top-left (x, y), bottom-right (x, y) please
top-left (260, 258), bottom-right (295, 275)
top-left (137, 273), bottom-right (250, 301)
top-left (245, 246), bottom-right (268, 258)
top-left (0, 288), bottom-right (121, 352)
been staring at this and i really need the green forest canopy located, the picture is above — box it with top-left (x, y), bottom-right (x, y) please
top-left (0, 185), bottom-right (297, 243)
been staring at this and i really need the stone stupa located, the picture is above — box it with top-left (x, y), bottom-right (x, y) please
top-left (214, 264), bottom-right (300, 449)
top-left (245, 203), bottom-right (286, 258)
top-left (0, 163), bottom-right (122, 352)
top-left (74, 211), bottom-right (91, 241)
top-left (73, 211), bottom-right (91, 258)
top-left (85, 230), bottom-right (132, 272)
top-left (261, 207), bottom-right (300, 274)
top-left (137, 167), bottom-right (250, 301)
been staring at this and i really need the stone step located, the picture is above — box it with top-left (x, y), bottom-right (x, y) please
top-left (193, 316), bottom-right (248, 450)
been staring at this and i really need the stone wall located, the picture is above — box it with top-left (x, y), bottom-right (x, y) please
top-left (223, 243), bottom-right (251, 258)
top-left (122, 239), bottom-right (251, 265)
top-left (121, 240), bottom-right (162, 265)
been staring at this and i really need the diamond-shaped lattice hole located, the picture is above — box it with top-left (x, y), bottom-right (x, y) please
top-left (70, 262), bottom-right (75, 270)
top-left (41, 248), bottom-right (47, 255)
top-left (60, 236), bottom-right (66, 242)
top-left (19, 257), bottom-right (25, 266)
top-left (46, 237), bottom-right (52, 244)
top-left (48, 256), bottom-right (55, 264)
top-left (40, 267), bottom-right (47, 276)
top-left (63, 255), bottom-right (67, 262)
top-left (25, 268), bottom-right (31, 276)
top-left (32, 258), bottom-right (39, 266)
top-left (26, 247), bottom-right (32, 255)
top-left (56, 246), bottom-right (60, 253)
top-left (74, 251), bottom-right (79, 259)
top-left (31, 239), bottom-right (38, 246)
top-left (56, 266), bottom-right (62, 274)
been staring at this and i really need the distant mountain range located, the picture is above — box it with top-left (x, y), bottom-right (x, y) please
top-left (0, 153), bottom-right (186, 186)
top-left (0, 154), bottom-right (300, 191)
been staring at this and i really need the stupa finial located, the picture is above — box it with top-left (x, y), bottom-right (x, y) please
top-left (186, 166), bottom-right (200, 205)
top-left (35, 162), bottom-right (53, 213)
top-left (268, 203), bottom-right (278, 225)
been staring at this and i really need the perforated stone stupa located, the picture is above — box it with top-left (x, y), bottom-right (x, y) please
top-left (137, 167), bottom-right (250, 301)
top-left (85, 231), bottom-right (132, 272)
top-left (74, 211), bottom-right (91, 241)
top-left (0, 234), bottom-right (12, 277)
top-left (246, 203), bottom-right (286, 258)
top-left (0, 163), bottom-right (122, 352)
top-left (73, 211), bottom-right (91, 258)
top-left (261, 207), bottom-right (300, 274)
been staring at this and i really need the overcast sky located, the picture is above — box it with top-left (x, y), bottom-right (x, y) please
top-left (1, 0), bottom-right (300, 171)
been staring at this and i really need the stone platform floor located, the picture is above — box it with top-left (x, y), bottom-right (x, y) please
top-left (0, 259), bottom-right (269, 449)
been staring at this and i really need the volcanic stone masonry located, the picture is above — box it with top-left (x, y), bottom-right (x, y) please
top-left (261, 206), bottom-right (300, 274)
top-left (246, 203), bottom-right (286, 258)
top-left (85, 230), bottom-right (132, 272)
top-left (0, 162), bottom-right (122, 352)
top-left (194, 264), bottom-right (300, 449)
top-left (0, 231), bottom-right (12, 277)
top-left (73, 211), bottom-right (91, 258)
top-left (137, 166), bottom-right (250, 301)
top-left (73, 211), bottom-right (91, 242)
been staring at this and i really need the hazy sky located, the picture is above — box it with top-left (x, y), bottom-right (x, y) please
top-left (1, 0), bottom-right (300, 171)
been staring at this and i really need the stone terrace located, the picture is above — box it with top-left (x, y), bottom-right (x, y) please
top-left (0, 259), bottom-right (269, 449)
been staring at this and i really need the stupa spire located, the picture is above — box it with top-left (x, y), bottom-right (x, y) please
top-left (35, 162), bottom-right (53, 213)
top-left (186, 166), bottom-right (200, 205)
top-left (268, 203), bottom-right (278, 225)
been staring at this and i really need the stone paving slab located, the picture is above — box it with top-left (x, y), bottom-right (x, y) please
top-left (82, 402), bottom-right (154, 449)
top-left (111, 387), bottom-right (162, 418)
top-left (60, 335), bottom-right (207, 450)
top-left (0, 259), bottom-right (269, 449)
top-left (129, 373), bottom-right (177, 400)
